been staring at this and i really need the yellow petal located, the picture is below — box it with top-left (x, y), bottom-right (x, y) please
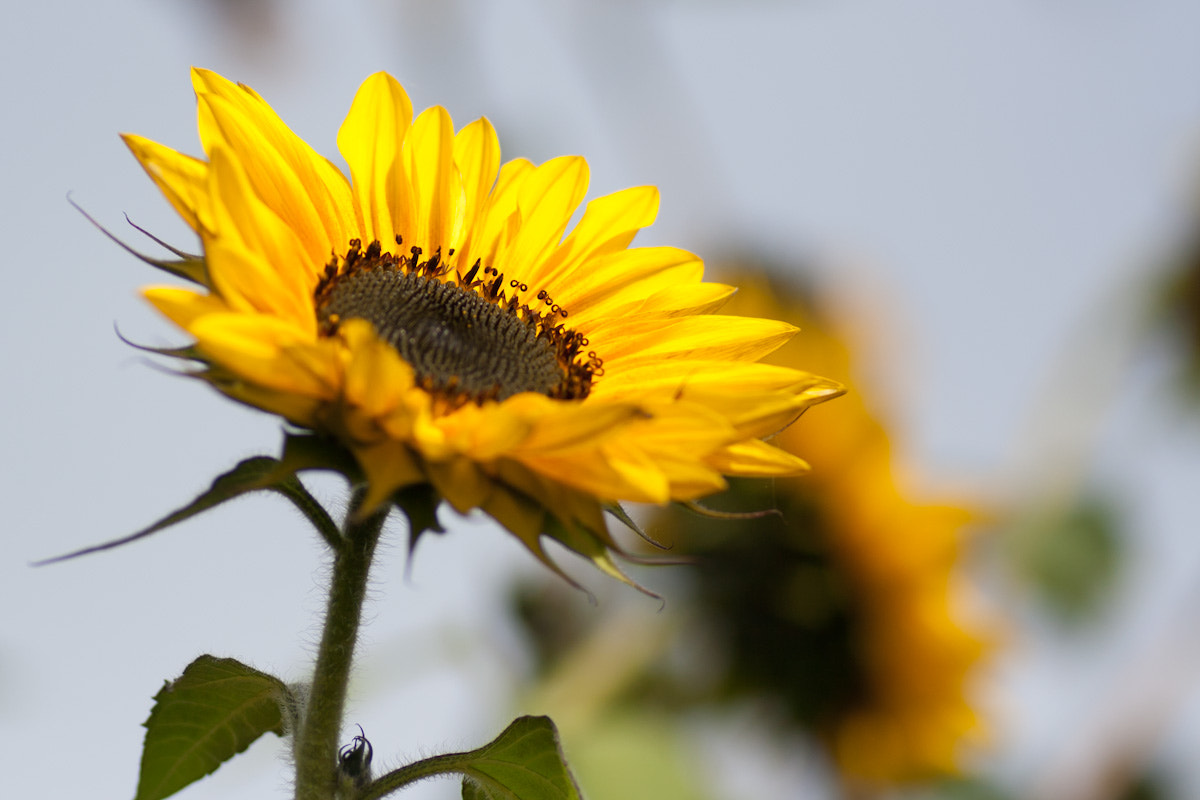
top-left (505, 395), bottom-right (644, 453)
top-left (339, 319), bottom-right (417, 421)
top-left (722, 381), bottom-right (844, 440)
top-left (214, 380), bottom-right (324, 428)
top-left (573, 282), bottom-right (736, 328)
top-left (121, 134), bottom-right (212, 234)
top-left (403, 105), bottom-right (462, 255)
top-left (493, 156), bottom-right (589, 278)
top-left (596, 440), bottom-right (671, 503)
top-left (192, 69), bottom-right (356, 264)
top-left (142, 286), bottom-right (230, 328)
top-left (618, 407), bottom-right (733, 500)
top-left (201, 240), bottom-right (308, 329)
top-left (435, 401), bottom-right (535, 460)
top-left (591, 315), bottom-right (798, 365)
top-left (427, 456), bottom-right (492, 514)
top-left (337, 72), bottom-right (414, 246)
top-left (596, 360), bottom-right (818, 399)
top-left (517, 448), bottom-right (662, 504)
top-left (551, 246), bottom-right (702, 315)
top-left (189, 313), bottom-right (336, 398)
top-left (705, 439), bottom-right (812, 477)
top-left (531, 185), bottom-right (660, 288)
top-left (451, 117), bottom-right (500, 260)
top-left (204, 148), bottom-right (316, 326)
top-left (354, 439), bottom-right (427, 514)
top-left (481, 480), bottom-right (548, 552)
top-left (662, 464), bottom-right (729, 499)
top-left (469, 158), bottom-right (534, 269)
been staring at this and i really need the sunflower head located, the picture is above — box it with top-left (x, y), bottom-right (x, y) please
top-left (660, 267), bottom-right (991, 782)
top-left (118, 69), bottom-right (842, 586)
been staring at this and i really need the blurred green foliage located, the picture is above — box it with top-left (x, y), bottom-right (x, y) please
top-left (1004, 493), bottom-right (1123, 624)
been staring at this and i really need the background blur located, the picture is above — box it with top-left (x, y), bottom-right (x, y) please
top-left (4, 1), bottom-right (1200, 798)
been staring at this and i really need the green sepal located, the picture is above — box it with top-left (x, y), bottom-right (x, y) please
top-left (35, 454), bottom-right (341, 563)
top-left (70, 196), bottom-right (209, 286)
top-left (270, 461), bottom-right (345, 551)
top-left (679, 499), bottom-right (782, 521)
top-left (394, 483), bottom-right (446, 560)
top-left (142, 253), bottom-right (208, 286)
top-left (135, 656), bottom-right (291, 800)
top-left (278, 433), bottom-right (450, 560)
top-left (543, 515), bottom-right (661, 603)
top-left (279, 431), bottom-right (363, 480)
top-left (360, 716), bottom-right (581, 800)
top-left (604, 502), bottom-right (668, 548)
top-left (114, 327), bottom-right (205, 364)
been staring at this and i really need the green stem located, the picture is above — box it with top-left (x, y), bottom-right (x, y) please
top-left (359, 752), bottom-right (474, 800)
top-left (294, 494), bottom-right (386, 800)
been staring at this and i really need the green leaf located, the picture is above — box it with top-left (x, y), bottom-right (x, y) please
top-left (1006, 494), bottom-right (1123, 624)
top-left (924, 775), bottom-right (1017, 800)
top-left (362, 716), bottom-right (581, 800)
top-left (36, 454), bottom-right (342, 563)
top-left (136, 656), bottom-right (291, 800)
top-left (457, 716), bottom-right (581, 800)
top-left (551, 712), bottom-right (715, 800)
top-left (461, 782), bottom-right (489, 800)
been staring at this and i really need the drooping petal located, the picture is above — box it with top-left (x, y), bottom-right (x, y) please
top-left (338, 319), bottom-right (418, 427)
top-left (427, 457), bottom-right (492, 514)
top-left (355, 439), bottom-right (427, 514)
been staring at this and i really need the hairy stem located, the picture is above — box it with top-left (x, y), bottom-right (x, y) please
top-left (360, 752), bottom-right (474, 800)
top-left (294, 495), bottom-right (386, 800)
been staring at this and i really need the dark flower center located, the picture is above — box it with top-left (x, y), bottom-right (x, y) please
top-left (315, 239), bottom-right (600, 404)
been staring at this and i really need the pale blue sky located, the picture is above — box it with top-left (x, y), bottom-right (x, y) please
top-left (4, 2), bottom-right (1200, 798)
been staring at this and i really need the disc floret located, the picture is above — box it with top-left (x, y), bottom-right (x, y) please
top-left (315, 238), bottom-right (602, 406)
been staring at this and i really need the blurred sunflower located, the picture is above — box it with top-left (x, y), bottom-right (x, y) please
top-left (661, 268), bottom-right (991, 784)
top-left (118, 69), bottom-right (841, 580)
top-left (1153, 209), bottom-right (1200, 407)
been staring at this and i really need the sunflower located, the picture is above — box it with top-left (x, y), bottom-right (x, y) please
top-left (549, 272), bottom-right (984, 786)
top-left (654, 269), bottom-right (990, 783)
top-left (119, 69), bottom-right (841, 583)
